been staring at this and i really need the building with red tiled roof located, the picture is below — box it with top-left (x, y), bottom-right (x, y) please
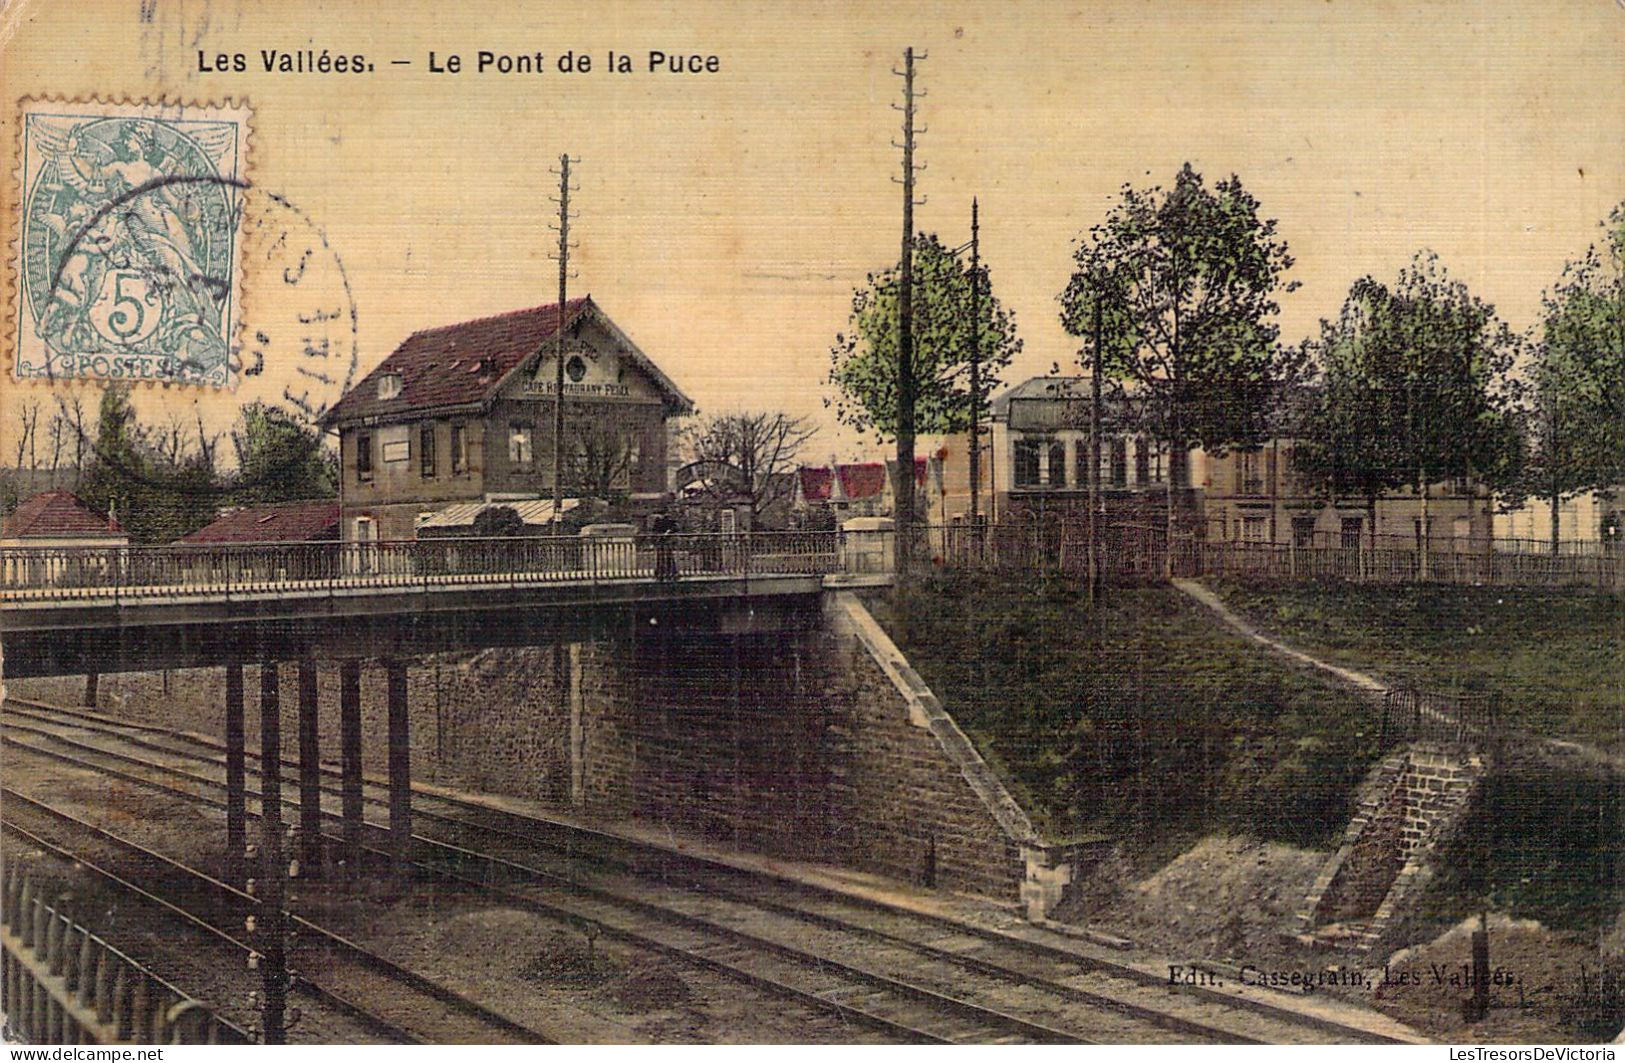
top-left (0, 490), bottom-right (127, 546)
top-left (179, 500), bottom-right (340, 544)
top-left (794, 458), bottom-right (931, 519)
top-left (318, 297), bottom-right (694, 542)
top-left (796, 466), bottom-right (833, 503)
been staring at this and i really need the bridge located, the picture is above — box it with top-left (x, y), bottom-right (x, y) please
top-left (0, 529), bottom-right (898, 894)
top-left (0, 530), bottom-right (894, 676)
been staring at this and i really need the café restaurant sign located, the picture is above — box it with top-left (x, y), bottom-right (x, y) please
top-left (522, 347), bottom-right (639, 400)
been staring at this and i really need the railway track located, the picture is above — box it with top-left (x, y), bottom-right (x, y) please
top-left (2, 725), bottom-right (1075, 1043)
top-left (0, 814), bottom-right (396, 1045)
top-left (2, 696), bottom-right (1410, 1044)
top-left (0, 784), bottom-right (554, 1045)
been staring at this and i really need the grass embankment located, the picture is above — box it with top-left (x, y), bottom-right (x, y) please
top-left (1211, 581), bottom-right (1625, 750)
top-left (865, 571), bottom-right (1381, 851)
top-left (1211, 580), bottom-right (1625, 937)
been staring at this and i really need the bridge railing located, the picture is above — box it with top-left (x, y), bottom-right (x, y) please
top-left (0, 531), bottom-right (849, 603)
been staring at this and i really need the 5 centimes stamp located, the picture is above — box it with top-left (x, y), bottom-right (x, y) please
top-left (11, 97), bottom-right (250, 388)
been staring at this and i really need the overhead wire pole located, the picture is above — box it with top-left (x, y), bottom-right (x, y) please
top-left (891, 47), bottom-right (926, 580)
top-left (967, 198), bottom-right (982, 551)
top-left (549, 154), bottom-right (580, 531)
top-left (1088, 276), bottom-right (1103, 604)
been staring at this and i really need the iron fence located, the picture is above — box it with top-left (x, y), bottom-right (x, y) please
top-left (1379, 687), bottom-right (1500, 748)
top-left (1, 872), bottom-right (248, 1044)
top-left (1174, 537), bottom-right (1625, 591)
top-left (922, 520), bottom-right (1167, 583)
top-left (0, 531), bottom-right (847, 604)
top-left (6, 524), bottom-right (1620, 604)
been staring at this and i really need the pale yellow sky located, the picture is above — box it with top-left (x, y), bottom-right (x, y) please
top-left (3, 0), bottom-right (1622, 460)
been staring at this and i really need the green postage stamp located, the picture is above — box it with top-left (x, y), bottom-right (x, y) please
top-left (11, 98), bottom-right (250, 388)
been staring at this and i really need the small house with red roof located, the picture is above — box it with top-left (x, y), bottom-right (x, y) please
top-left (179, 500), bottom-right (340, 544)
top-left (0, 489), bottom-right (127, 548)
top-left (319, 297), bottom-right (693, 542)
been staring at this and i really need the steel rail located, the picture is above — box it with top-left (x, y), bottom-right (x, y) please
top-left (5, 726), bottom-right (1073, 1043)
top-left (1, 731), bottom-right (953, 1044)
top-left (9, 718), bottom-right (1271, 1044)
top-left (0, 816), bottom-right (407, 1045)
top-left (1, 698), bottom-right (1405, 1043)
top-left (0, 784), bottom-right (552, 1045)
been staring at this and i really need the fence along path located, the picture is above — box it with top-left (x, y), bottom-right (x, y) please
top-left (1, 871), bottom-right (248, 1044)
top-left (1171, 534), bottom-right (1625, 592)
top-left (930, 520), bottom-right (1624, 592)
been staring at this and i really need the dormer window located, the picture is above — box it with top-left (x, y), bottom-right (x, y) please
top-left (377, 372), bottom-right (403, 400)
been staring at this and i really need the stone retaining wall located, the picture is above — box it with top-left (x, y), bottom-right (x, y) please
top-left (10, 592), bottom-right (1057, 908)
top-left (1299, 743), bottom-right (1484, 951)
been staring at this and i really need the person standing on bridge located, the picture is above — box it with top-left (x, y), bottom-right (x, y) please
top-left (652, 509), bottom-right (678, 582)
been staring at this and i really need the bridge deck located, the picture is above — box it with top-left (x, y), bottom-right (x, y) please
top-left (0, 533), bottom-right (895, 653)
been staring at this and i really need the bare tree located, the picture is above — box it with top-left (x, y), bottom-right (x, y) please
top-left (150, 411), bottom-right (189, 465)
top-left (194, 407), bottom-right (222, 469)
top-left (684, 411), bottom-right (818, 522)
top-left (61, 394), bottom-right (89, 485)
top-left (46, 409), bottom-right (64, 476)
top-left (567, 422), bottom-right (639, 504)
top-left (13, 400), bottom-right (40, 470)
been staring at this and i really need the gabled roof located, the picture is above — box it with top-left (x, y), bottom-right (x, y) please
top-left (798, 466), bottom-right (833, 501)
top-left (2, 490), bottom-right (124, 540)
top-left (837, 463), bottom-right (888, 501)
top-left (320, 296), bottom-right (693, 428)
top-left (180, 500), bottom-right (340, 544)
top-left (799, 459), bottom-right (927, 503)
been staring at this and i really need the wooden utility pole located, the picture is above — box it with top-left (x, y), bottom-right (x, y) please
top-left (1088, 282), bottom-right (1103, 603)
top-left (550, 154), bottom-right (578, 531)
top-left (967, 198), bottom-right (982, 538)
top-left (255, 663), bottom-right (287, 1045)
top-left (892, 47), bottom-right (925, 579)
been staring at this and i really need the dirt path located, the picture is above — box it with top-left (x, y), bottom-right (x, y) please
top-left (1172, 578), bottom-right (1625, 775)
top-left (1171, 579), bottom-right (1387, 696)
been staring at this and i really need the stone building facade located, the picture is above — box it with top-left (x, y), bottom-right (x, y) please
top-left (981, 376), bottom-right (1492, 548)
top-left (319, 297), bottom-right (693, 542)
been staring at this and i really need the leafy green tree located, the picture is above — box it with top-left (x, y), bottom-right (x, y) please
top-left (1294, 287), bottom-right (1415, 551)
top-left (1059, 163), bottom-right (1301, 565)
top-left (79, 385), bottom-right (219, 542)
top-left (228, 403), bottom-right (338, 505)
top-left (1295, 254), bottom-right (1521, 563)
top-left (827, 232), bottom-right (1020, 440)
top-left (1518, 203), bottom-right (1625, 551)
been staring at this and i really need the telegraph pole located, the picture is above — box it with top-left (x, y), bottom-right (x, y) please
top-left (550, 154), bottom-right (579, 531)
top-left (967, 198), bottom-right (982, 539)
top-left (254, 663), bottom-right (287, 1044)
top-left (892, 47), bottom-right (926, 579)
top-left (1088, 281), bottom-right (1103, 604)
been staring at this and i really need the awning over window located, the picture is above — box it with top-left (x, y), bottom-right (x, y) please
top-left (416, 497), bottom-right (580, 530)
